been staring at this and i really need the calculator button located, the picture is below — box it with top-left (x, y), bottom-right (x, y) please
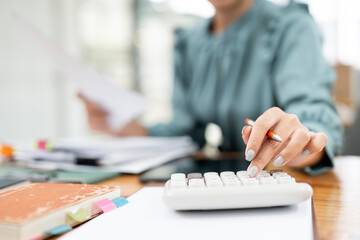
top-left (223, 179), bottom-right (241, 186)
top-left (221, 176), bottom-right (238, 182)
top-left (272, 172), bottom-right (289, 178)
top-left (269, 169), bottom-right (284, 176)
top-left (170, 180), bottom-right (187, 188)
top-left (188, 179), bottom-right (205, 188)
top-left (222, 177), bottom-right (240, 183)
top-left (205, 174), bottom-right (221, 179)
top-left (205, 178), bottom-right (222, 184)
top-left (205, 177), bottom-right (221, 183)
top-left (220, 171), bottom-right (235, 177)
top-left (206, 180), bottom-right (223, 188)
top-left (171, 173), bottom-right (186, 181)
top-left (274, 175), bottom-right (290, 180)
top-left (259, 178), bottom-right (277, 185)
top-left (241, 178), bottom-right (259, 185)
top-left (257, 172), bottom-right (271, 178)
top-left (236, 171), bottom-right (251, 178)
top-left (277, 177), bottom-right (296, 184)
top-left (274, 175), bottom-right (291, 180)
top-left (237, 171), bottom-right (251, 178)
top-left (236, 171), bottom-right (248, 176)
top-left (237, 174), bottom-right (251, 180)
top-left (257, 176), bottom-right (273, 181)
top-left (204, 172), bottom-right (219, 178)
top-left (187, 173), bottom-right (203, 179)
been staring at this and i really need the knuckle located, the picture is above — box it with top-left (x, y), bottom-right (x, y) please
top-left (264, 139), bottom-right (281, 149)
top-left (253, 120), bottom-right (270, 133)
top-left (279, 150), bottom-right (290, 160)
top-left (255, 115), bottom-right (273, 128)
top-left (255, 156), bottom-right (268, 166)
top-left (318, 132), bottom-right (328, 145)
top-left (269, 107), bottom-right (282, 114)
top-left (257, 113), bottom-right (270, 123)
top-left (247, 141), bottom-right (260, 151)
top-left (287, 114), bottom-right (299, 124)
top-left (255, 120), bottom-right (269, 130)
top-left (297, 128), bottom-right (310, 142)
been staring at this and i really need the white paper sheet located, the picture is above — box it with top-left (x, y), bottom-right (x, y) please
top-left (11, 11), bottom-right (147, 130)
top-left (60, 187), bottom-right (314, 240)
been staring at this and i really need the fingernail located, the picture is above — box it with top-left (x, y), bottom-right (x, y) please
top-left (241, 126), bottom-right (246, 135)
top-left (301, 149), bottom-right (310, 156)
top-left (248, 166), bottom-right (258, 178)
top-left (273, 156), bottom-right (284, 167)
top-left (245, 149), bottom-right (255, 162)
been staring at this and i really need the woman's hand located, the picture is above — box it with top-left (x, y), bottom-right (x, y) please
top-left (241, 107), bottom-right (328, 177)
top-left (78, 93), bottom-right (147, 136)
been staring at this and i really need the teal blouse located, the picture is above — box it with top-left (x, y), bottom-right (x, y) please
top-left (148, 0), bottom-right (343, 175)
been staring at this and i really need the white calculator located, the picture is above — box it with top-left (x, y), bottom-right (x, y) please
top-left (163, 170), bottom-right (313, 210)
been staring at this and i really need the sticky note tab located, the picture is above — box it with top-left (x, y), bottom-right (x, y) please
top-left (95, 198), bottom-right (117, 213)
top-left (112, 197), bottom-right (128, 208)
top-left (28, 235), bottom-right (43, 240)
top-left (37, 140), bottom-right (48, 150)
top-left (67, 208), bottom-right (90, 222)
top-left (0, 145), bottom-right (14, 158)
top-left (46, 224), bottom-right (72, 235)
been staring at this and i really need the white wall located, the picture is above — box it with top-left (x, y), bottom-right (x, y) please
top-left (0, 0), bottom-right (87, 141)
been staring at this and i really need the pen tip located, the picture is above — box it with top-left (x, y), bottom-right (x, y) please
top-left (273, 134), bottom-right (283, 142)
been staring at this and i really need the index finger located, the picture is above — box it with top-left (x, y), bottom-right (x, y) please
top-left (245, 107), bottom-right (285, 162)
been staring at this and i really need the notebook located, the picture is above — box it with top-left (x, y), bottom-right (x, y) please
top-left (60, 187), bottom-right (314, 240)
top-left (0, 166), bottom-right (119, 184)
top-left (0, 183), bottom-right (122, 240)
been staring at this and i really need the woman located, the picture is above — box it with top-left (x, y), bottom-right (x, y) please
top-left (82, 0), bottom-right (343, 177)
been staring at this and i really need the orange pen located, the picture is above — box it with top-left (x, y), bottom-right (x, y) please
top-left (245, 118), bottom-right (283, 142)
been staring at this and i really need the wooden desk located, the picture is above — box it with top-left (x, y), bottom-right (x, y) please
top-left (98, 156), bottom-right (360, 240)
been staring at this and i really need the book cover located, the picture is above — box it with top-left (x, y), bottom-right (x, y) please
top-left (0, 183), bottom-right (121, 240)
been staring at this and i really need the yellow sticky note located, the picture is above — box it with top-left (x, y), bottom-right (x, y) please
top-left (67, 208), bottom-right (90, 222)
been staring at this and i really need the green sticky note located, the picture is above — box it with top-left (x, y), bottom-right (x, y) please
top-left (67, 208), bottom-right (90, 222)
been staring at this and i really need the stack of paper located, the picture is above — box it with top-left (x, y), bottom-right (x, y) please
top-left (14, 136), bottom-right (197, 174)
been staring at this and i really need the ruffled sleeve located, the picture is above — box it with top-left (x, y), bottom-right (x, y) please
top-left (272, 4), bottom-right (344, 174)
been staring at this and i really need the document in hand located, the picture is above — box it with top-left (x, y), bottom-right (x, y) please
top-left (59, 187), bottom-right (314, 240)
top-left (11, 11), bottom-right (147, 130)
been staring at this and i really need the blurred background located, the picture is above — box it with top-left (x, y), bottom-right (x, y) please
top-left (0, 0), bottom-right (359, 154)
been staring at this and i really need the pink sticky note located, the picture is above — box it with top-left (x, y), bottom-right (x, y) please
top-left (28, 234), bottom-right (43, 240)
top-left (95, 198), bottom-right (117, 213)
top-left (38, 140), bottom-right (47, 150)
